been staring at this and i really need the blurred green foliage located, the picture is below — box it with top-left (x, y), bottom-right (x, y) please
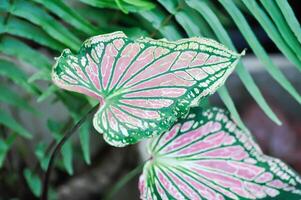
top-left (0, 0), bottom-right (300, 198)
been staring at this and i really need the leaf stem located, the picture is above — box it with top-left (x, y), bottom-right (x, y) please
top-left (40, 104), bottom-right (99, 200)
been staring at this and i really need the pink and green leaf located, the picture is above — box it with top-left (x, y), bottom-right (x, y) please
top-left (52, 31), bottom-right (243, 147)
top-left (139, 107), bottom-right (301, 199)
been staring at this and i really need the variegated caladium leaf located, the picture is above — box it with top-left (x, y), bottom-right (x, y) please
top-left (139, 107), bottom-right (301, 200)
top-left (52, 31), bottom-right (243, 147)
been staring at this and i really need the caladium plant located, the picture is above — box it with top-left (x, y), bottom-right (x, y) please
top-left (50, 32), bottom-right (301, 200)
top-left (139, 107), bottom-right (301, 200)
top-left (52, 31), bottom-right (244, 147)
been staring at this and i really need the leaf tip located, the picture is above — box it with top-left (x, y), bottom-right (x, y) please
top-left (240, 48), bottom-right (247, 56)
top-left (276, 119), bottom-right (282, 126)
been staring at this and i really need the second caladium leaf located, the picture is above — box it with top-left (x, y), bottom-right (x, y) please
top-left (52, 31), bottom-right (243, 146)
top-left (139, 107), bottom-right (301, 199)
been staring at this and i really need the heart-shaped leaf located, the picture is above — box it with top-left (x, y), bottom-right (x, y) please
top-left (52, 31), bottom-right (243, 147)
top-left (139, 107), bottom-right (301, 199)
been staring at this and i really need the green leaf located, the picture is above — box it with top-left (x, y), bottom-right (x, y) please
top-left (242, 0), bottom-right (301, 71)
top-left (47, 119), bottom-right (73, 174)
top-left (122, 0), bottom-right (155, 12)
top-left (0, 16), bottom-right (64, 51)
top-left (0, 59), bottom-right (35, 94)
top-left (80, 0), bottom-right (155, 13)
top-left (260, 0), bottom-right (301, 60)
top-left (47, 119), bottom-right (64, 140)
top-left (28, 69), bottom-right (51, 83)
top-left (157, 0), bottom-right (214, 38)
top-left (0, 36), bottom-right (52, 69)
top-left (138, 8), bottom-right (183, 40)
top-left (123, 0), bottom-right (155, 9)
top-left (0, 0), bottom-right (9, 11)
top-left (0, 109), bottom-right (32, 138)
top-left (201, 0), bottom-right (232, 26)
top-left (79, 122), bottom-right (91, 165)
top-left (219, 0), bottom-right (301, 105)
top-left (32, 0), bottom-right (98, 35)
top-left (9, 0), bottom-right (81, 50)
top-left (0, 85), bottom-right (37, 113)
top-left (0, 140), bottom-right (8, 168)
top-left (61, 141), bottom-right (73, 175)
top-left (0, 60), bottom-right (26, 81)
top-left (79, 0), bottom-right (120, 9)
top-left (0, 134), bottom-right (16, 168)
top-left (24, 169), bottom-right (42, 197)
top-left (37, 85), bottom-right (57, 103)
top-left (186, 0), bottom-right (280, 125)
top-left (122, 27), bottom-right (149, 39)
top-left (115, 0), bottom-right (128, 14)
top-left (275, 0), bottom-right (301, 44)
top-left (35, 143), bottom-right (50, 171)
